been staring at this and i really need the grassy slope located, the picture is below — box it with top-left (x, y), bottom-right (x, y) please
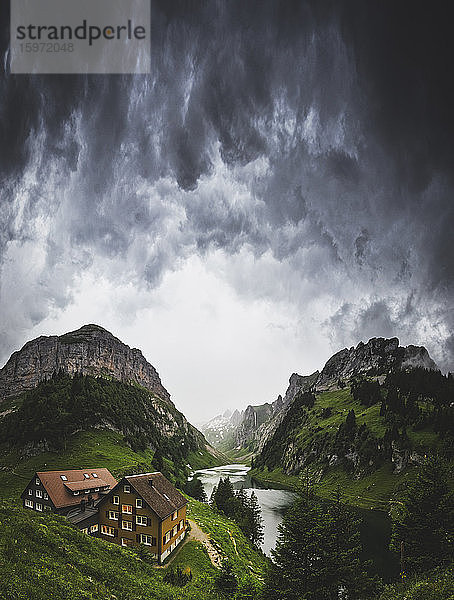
top-left (187, 445), bottom-right (228, 471)
top-left (379, 566), bottom-right (454, 600)
top-left (222, 447), bottom-right (254, 466)
top-left (292, 387), bottom-right (442, 454)
top-left (187, 498), bottom-right (268, 581)
top-left (252, 388), bottom-right (449, 510)
top-left (0, 499), bottom-right (268, 600)
top-left (0, 428), bottom-right (223, 501)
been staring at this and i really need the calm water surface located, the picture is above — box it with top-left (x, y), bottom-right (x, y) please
top-left (192, 464), bottom-right (296, 556)
top-left (192, 464), bottom-right (396, 580)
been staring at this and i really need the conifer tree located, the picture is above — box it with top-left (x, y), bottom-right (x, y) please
top-left (184, 476), bottom-right (207, 502)
top-left (216, 559), bottom-right (237, 595)
top-left (265, 480), bottom-right (375, 600)
top-left (390, 455), bottom-right (454, 576)
top-left (249, 491), bottom-right (264, 547)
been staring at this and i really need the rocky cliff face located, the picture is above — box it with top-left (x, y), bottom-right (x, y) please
top-left (236, 371), bottom-right (320, 451)
top-left (0, 324), bottom-right (216, 464)
top-left (0, 324), bottom-right (170, 405)
top-left (235, 403), bottom-right (275, 448)
top-left (317, 337), bottom-right (437, 387)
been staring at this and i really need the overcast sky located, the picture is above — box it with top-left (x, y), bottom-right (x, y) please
top-left (1, 1), bottom-right (453, 423)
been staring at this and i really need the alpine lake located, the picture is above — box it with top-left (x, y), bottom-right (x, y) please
top-left (191, 464), bottom-right (398, 582)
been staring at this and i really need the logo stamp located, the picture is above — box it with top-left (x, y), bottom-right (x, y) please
top-left (10, 0), bottom-right (151, 74)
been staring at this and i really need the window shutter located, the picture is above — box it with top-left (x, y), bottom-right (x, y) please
top-left (147, 517), bottom-right (152, 527)
top-left (152, 537), bottom-right (156, 546)
top-left (106, 511), bottom-right (109, 517)
top-left (114, 529), bottom-right (118, 538)
top-left (136, 534), bottom-right (140, 543)
top-left (132, 522), bottom-right (136, 531)
top-left (132, 506), bottom-right (136, 515)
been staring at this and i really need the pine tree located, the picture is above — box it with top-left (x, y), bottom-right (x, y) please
top-left (216, 559), bottom-right (237, 595)
top-left (265, 482), bottom-right (375, 600)
top-left (235, 487), bottom-right (253, 539)
top-left (390, 455), bottom-right (454, 576)
top-left (185, 476), bottom-right (207, 502)
top-left (249, 491), bottom-right (264, 547)
top-left (213, 477), bottom-right (235, 515)
top-left (345, 409), bottom-right (357, 431)
top-left (209, 484), bottom-right (217, 507)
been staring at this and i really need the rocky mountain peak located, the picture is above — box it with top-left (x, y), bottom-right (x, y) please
top-left (0, 324), bottom-right (170, 404)
top-left (317, 337), bottom-right (437, 386)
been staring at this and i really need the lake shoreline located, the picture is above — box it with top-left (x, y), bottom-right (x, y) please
top-left (192, 463), bottom-right (397, 581)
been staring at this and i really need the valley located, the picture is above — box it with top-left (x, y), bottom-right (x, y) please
top-left (0, 326), bottom-right (452, 599)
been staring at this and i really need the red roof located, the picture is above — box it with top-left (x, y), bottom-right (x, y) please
top-left (33, 469), bottom-right (117, 509)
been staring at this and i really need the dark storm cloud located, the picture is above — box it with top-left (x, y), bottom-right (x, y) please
top-left (0, 1), bottom-right (453, 370)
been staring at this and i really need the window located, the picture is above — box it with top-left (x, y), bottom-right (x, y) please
top-left (28, 489), bottom-right (32, 496)
top-left (60, 475), bottom-right (67, 481)
top-left (163, 531), bottom-right (171, 545)
top-left (44, 505), bottom-right (51, 511)
top-left (140, 534), bottom-right (154, 546)
top-left (35, 489), bottom-right (42, 498)
top-left (122, 520), bottom-right (133, 531)
top-left (90, 524), bottom-right (98, 533)
top-left (123, 484), bottom-right (131, 493)
top-left (25, 499), bottom-right (33, 508)
top-left (172, 525), bottom-right (177, 537)
top-left (84, 489), bottom-right (89, 494)
top-left (101, 525), bottom-right (115, 537)
top-left (81, 528), bottom-right (89, 534)
top-left (36, 503), bottom-right (43, 512)
top-left (179, 520), bottom-right (184, 531)
top-left (112, 495), bottom-right (119, 505)
top-left (35, 478), bottom-right (40, 485)
top-left (171, 510), bottom-right (178, 521)
top-left (94, 488), bottom-right (99, 492)
top-left (74, 491), bottom-right (80, 496)
top-left (83, 473), bottom-right (90, 479)
top-left (108, 511), bottom-right (119, 520)
top-left (121, 538), bottom-right (129, 547)
top-left (43, 492), bottom-right (49, 500)
top-left (122, 504), bottom-right (133, 514)
top-left (136, 515), bottom-right (147, 526)
top-left (136, 498), bottom-right (143, 508)
top-left (92, 473), bottom-right (98, 478)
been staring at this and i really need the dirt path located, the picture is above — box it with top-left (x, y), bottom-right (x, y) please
top-left (187, 519), bottom-right (223, 568)
top-left (157, 519), bottom-right (223, 569)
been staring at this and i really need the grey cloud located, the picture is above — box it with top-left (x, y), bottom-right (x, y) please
top-left (0, 1), bottom-right (453, 371)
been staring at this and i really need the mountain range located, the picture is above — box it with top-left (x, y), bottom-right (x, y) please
top-left (230, 338), bottom-right (454, 503)
top-left (230, 337), bottom-right (438, 453)
top-left (1, 327), bottom-right (451, 508)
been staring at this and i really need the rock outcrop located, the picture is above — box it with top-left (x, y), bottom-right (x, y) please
top-left (317, 337), bottom-right (437, 387)
top-left (236, 371), bottom-right (320, 451)
top-left (0, 324), bottom-right (170, 405)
